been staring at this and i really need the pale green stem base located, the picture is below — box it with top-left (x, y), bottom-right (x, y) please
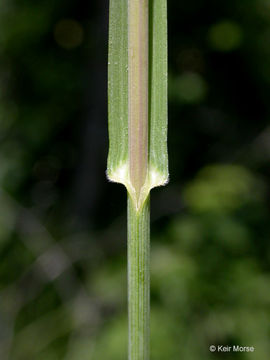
top-left (128, 195), bottom-right (150, 360)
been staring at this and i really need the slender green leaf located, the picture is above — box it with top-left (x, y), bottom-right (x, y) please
top-left (107, 1), bottom-right (168, 359)
top-left (149, 0), bottom-right (168, 187)
top-left (107, 0), bottom-right (129, 185)
top-left (107, 0), bottom-right (168, 211)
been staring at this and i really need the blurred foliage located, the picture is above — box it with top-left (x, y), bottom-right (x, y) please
top-left (1, 0), bottom-right (270, 359)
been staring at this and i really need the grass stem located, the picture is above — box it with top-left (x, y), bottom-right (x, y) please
top-left (128, 195), bottom-right (150, 360)
top-left (107, 1), bottom-right (168, 358)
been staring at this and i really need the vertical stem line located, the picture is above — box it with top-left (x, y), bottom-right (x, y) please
top-left (128, 0), bottom-right (149, 199)
top-left (128, 1), bottom-right (150, 359)
top-left (128, 195), bottom-right (150, 360)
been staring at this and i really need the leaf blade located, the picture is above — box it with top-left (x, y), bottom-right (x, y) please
top-left (107, 0), bottom-right (168, 211)
top-left (107, 0), bottom-right (129, 183)
top-left (148, 0), bottom-right (168, 188)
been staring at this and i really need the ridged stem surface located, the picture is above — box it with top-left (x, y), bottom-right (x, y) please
top-left (128, 195), bottom-right (150, 360)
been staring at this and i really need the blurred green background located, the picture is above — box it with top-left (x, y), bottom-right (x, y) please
top-left (0, 0), bottom-right (270, 359)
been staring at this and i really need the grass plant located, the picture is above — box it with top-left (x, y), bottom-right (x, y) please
top-left (107, 1), bottom-right (168, 358)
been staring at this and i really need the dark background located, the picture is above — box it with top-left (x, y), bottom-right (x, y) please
top-left (0, 0), bottom-right (270, 359)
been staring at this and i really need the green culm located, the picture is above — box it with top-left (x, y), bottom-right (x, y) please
top-left (107, 1), bottom-right (168, 359)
